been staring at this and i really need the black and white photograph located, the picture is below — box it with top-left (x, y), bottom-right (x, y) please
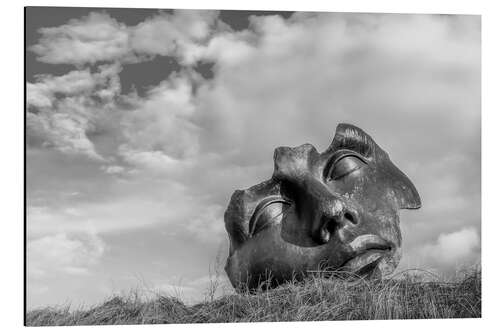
top-left (22, 2), bottom-right (484, 327)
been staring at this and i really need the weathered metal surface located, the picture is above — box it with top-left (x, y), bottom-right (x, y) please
top-left (224, 123), bottom-right (421, 291)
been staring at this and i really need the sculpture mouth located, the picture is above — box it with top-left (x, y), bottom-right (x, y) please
top-left (341, 234), bottom-right (393, 276)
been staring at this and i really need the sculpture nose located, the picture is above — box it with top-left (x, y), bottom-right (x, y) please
top-left (317, 204), bottom-right (359, 244)
top-left (279, 173), bottom-right (359, 245)
top-left (300, 176), bottom-right (359, 244)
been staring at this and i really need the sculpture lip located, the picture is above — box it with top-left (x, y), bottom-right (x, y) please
top-left (340, 234), bottom-right (393, 274)
top-left (347, 234), bottom-right (393, 254)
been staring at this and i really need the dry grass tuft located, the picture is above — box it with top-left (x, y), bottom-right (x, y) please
top-left (26, 268), bottom-right (481, 326)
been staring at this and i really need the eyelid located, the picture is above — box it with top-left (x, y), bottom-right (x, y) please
top-left (331, 149), bottom-right (368, 165)
top-left (324, 150), bottom-right (368, 181)
top-left (249, 196), bottom-right (292, 236)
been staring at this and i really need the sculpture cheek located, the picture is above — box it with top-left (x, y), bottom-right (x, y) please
top-left (376, 211), bottom-right (402, 248)
top-left (328, 176), bottom-right (364, 198)
top-left (363, 199), bottom-right (379, 213)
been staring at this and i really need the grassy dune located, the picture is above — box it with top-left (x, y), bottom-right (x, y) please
top-left (26, 269), bottom-right (481, 326)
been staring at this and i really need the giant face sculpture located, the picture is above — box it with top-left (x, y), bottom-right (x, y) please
top-left (224, 124), bottom-right (421, 291)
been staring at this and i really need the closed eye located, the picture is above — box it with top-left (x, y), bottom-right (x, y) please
top-left (249, 196), bottom-right (292, 237)
top-left (325, 153), bottom-right (367, 181)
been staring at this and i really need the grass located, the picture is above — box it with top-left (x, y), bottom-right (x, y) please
top-left (25, 268), bottom-right (481, 326)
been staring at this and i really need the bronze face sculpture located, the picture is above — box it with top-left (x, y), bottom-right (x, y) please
top-left (224, 123), bottom-right (421, 291)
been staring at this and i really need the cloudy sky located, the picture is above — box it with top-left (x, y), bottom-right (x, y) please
top-left (26, 7), bottom-right (480, 309)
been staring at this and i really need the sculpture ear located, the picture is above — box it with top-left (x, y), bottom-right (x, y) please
top-left (391, 167), bottom-right (421, 210)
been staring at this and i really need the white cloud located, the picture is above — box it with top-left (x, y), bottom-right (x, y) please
top-left (119, 149), bottom-right (184, 174)
top-left (192, 13), bottom-right (479, 162)
top-left (30, 12), bottom-right (131, 65)
top-left (28, 112), bottom-right (102, 160)
top-left (102, 165), bottom-right (125, 174)
top-left (27, 64), bottom-right (122, 104)
top-left (185, 204), bottom-right (226, 242)
top-left (199, 30), bottom-right (257, 66)
top-left (414, 227), bottom-right (480, 268)
top-left (27, 233), bottom-right (106, 278)
top-left (27, 188), bottom-right (194, 235)
top-left (29, 69), bottom-right (96, 98)
top-left (27, 64), bottom-right (122, 160)
top-left (130, 10), bottom-right (220, 65)
top-left (30, 10), bottom-right (222, 66)
top-left (118, 73), bottom-right (200, 163)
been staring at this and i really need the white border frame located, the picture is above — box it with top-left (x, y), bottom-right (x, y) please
top-left (3, 0), bottom-right (497, 332)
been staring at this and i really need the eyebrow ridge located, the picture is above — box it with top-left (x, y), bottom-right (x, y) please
top-left (327, 126), bottom-right (376, 158)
